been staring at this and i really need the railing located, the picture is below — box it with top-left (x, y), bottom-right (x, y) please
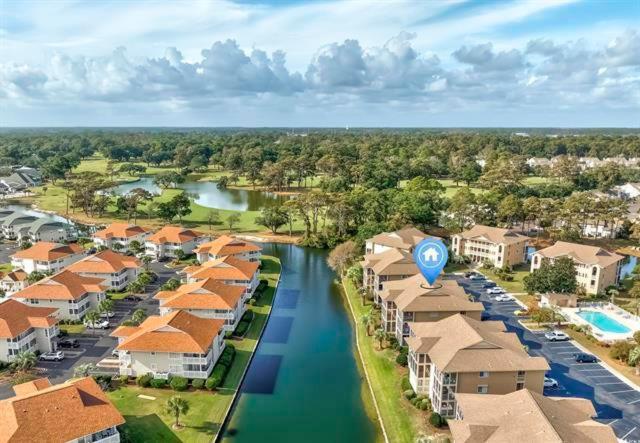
top-left (93, 433), bottom-right (120, 443)
top-left (182, 370), bottom-right (208, 379)
top-left (182, 356), bottom-right (209, 365)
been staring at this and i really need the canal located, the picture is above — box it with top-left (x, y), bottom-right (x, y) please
top-left (221, 243), bottom-right (379, 442)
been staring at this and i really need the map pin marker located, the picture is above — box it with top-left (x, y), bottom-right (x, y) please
top-left (413, 238), bottom-right (449, 286)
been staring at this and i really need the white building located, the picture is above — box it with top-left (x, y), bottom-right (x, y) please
top-left (194, 235), bottom-right (262, 263)
top-left (0, 269), bottom-right (29, 295)
top-left (0, 299), bottom-right (59, 362)
top-left (145, 226), bottom-right (209, 259)
top-left (67, 249), bottom-right (141, 291)
top-left (10, 242), bottom-right (85, 275)
top-left (182, 255), bottom-right (260, 302)
top-left (93, 222), bottom-right (151, 252)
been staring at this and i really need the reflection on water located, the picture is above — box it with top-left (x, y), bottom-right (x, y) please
top-left (113, 177), bottom-right (288, 211)
top-left (621, 256), bottom-right (638, 279)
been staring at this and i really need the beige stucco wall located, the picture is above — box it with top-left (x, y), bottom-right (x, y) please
top-left (413, 310), bottom-right (482, 322)
top-left (456, 370), bottom-right (545, 395)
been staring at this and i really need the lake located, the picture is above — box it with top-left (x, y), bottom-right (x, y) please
top-left (113, 177), bottom-right (288, 211)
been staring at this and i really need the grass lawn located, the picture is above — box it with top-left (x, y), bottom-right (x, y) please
top-left (107, 291), bottom-right (131, 300)
top-left (108, 256), bottom-right (280, 443)
top-left (478, 264), bottom-right (530, 294)
top-left (0, 263), bottom-right (12, 274)
top-left (435, 179), bottom-right (483, 199)
top-left (342, 279), bottom-right (443, 442)
top-left (59, 324), bottom-right (86, 334)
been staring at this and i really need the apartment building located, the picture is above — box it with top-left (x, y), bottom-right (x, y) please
top-left (406, 314), bottom-right (549, 418)
top-left (93, 222), bottom-right (151, 252)
top-left (361, 248), bottom-right (418, 302)
top-left (379, 274), bottom-right (483, 339)
top-left (145, 226), bottom-right (209, 259)
top-left (15, 219), bottom-right (77, 243)
top-left (67, 250), bottom-right (141, 291)
top-left (449, 389), bottom-right (617, 442)
top-left (531, 241), bottom-right (624, 295)
top-left (111, 310), bottom-right (225, 379)
top-left (451, 224), bottom-right (529, 268)
top-left (183, 255), bottom-right (260, 301)
top-left (0, 377), bottom-right (125, 443)
top-left (194, 235), bottom-right (262, 263)
top-left (155, 278), bottom-right (246, 331)
top-left (11, 270), bottom-right (107, 320)
top-left (10, 242), bottom-right (85, 275)
top-left (0, 212), bottom-right (37, 239)
top-left (0, 299), bottom-right (59, 362)
top-left (0, 269), bottom-right (28, 295)
top-left (365, 227), bottom-right (432, 255)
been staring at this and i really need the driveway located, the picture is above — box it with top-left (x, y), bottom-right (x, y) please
top-left (0, 241), bottom-right (18, 264)
top-left (455, 274), bottom-right (640, 441)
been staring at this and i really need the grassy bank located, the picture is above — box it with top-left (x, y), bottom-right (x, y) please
top-left (107, 255), bottom-right (281, 443)
top-left (341, 279), bottom-right (436, 442)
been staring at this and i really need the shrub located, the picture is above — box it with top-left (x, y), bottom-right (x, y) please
top-left (219, 345), bottom-right (236, 367)
top-left (634, 331), bottom-right (640, 344)
top-left (248, 298), bottom-right (256, 305)
top-left (387, 335), bottom-right (399, 349)
top-left (192, 378), bottom-right (205, 389)
top-left (205, 377), bottom-right (217, 390)
top-left (225, 331), bottom-right (233, 339)
top-left (401, 376), bottom-right (412, 392)
top-left (150, 378), bottom-right (167, 389)
top-left (117, 375), bottom-right (129, 385)
top-left (136, 374), bottom-right (152, 388)
top-left (242, 310), bottom-right (254, 323)
top-left (429, 412), bottom-right (446, 428)
top-left (396, 352), bottom-right (408, 367)
top-left (207, 365), bottom-right (227, 390)
top-left (234, 320), bottom-right (250, 336)
top-left (403, 389), bottom-right (416, 400)
top-left (170, 376), bottom-right (188, 391)
top-left (610, 341), bottom-right (634, 362)
top-left (418, 398), bottom-right (431, 411)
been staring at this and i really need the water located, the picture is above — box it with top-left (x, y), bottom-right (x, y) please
top-left (4, 204), bottom-right (75, 224)
top-left (113, 177), bottom-right (288, 211)
top-left (620, 256), bottom-right (638, 280)
top-left (577, 310), bottom-right (631, 334)
top-left (222, 244), bottom-right (378, 442)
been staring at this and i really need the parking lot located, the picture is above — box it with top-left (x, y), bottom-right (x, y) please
top-left (455, 274), bottom-right (640, 441)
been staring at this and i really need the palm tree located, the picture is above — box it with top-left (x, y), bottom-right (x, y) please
top-left (10, 351), bottom-right (37, 373)
top-left (361, 313), bottom-right (373, 336)
top-left (98, 299), bottom-right (114, 315)
top-left (629, 346), bottom-right (640, 375)
top-left (112, 242), bottom-right (124, 253)
top-left (608, 288), bottom-right (620, 305)
top-left (141, 255), bottom-right (152, 271)
top-left (374, 327), bottom-right (386, 350)
top-left (84, 310), bottom-right (100, 335)
top-left (131, 309), bottom-right (147, 325)
top-left (165, 395), bottom-right (190, 429)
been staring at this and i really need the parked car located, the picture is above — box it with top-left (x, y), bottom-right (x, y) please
top-left (111, 348), bottom-right (119, 357)
top-left (544, 377), bottom-right (559, 388)
top-left (544, 330), bottom-right (569, 341)
top-left (464, 272), bottom-right (475, 278)
top-left (487, 287), bottom-right (505, 294)
top-left (58, 338), bottom-right (80, 348)
top-left (494, 294), bottom-right (513, 302)
top-left (100, 311), bottom-right (115, 318)
top-left (39, 351), bottom-right (64, 362)
top-left (482, 281), bottom-right (497, 288)
top-left (124, 295), bottom-right (143, 302)
top-left (84, 320), bottom-right (110, 329)
top-left (574, 353), bottom-right (598, 363)
top-left (469, 274), bottom-right (485, 280)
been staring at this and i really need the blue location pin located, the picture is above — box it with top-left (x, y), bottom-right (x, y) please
top-left (413, 238), bottom-right (449, 286)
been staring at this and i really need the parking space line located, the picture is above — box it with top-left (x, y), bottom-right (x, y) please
top-left (609, 389), bottom-right (637, 394)
top-left (556, 351), bottom-right (577, 354)
top-left (607, 419), bottom-right (620, 425)
top-left (597, 382), bottom-right (630, 386)
top-left (590, 375), bottom-right (620, 379)
top-left (627, 398), bottom-right (640, 405)
top-left (622, 427), bottom-right (638, 440)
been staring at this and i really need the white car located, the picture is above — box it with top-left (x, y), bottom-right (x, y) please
top-left (494, 294), bottom-right (513, 302)
top-left (544, 377), bottom-right (559, 388)
top-left (544, 330), bottom-right (569, 341)
top-left (469, 274), bottom-right (485, 280)
top-left (487, 287), bottom-right (505, 294)
top-left (85, 320), bottom-right (110, 329)
top-left (40, 351), bottom-right (64, 362)
top-left (100, 311), bottom-right (115, 319)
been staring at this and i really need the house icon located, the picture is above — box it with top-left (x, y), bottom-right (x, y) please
top-left (422, 247), bottom-right (439, 264)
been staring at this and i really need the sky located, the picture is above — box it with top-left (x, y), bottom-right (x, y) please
top-left (1, 0), bottom-right (639, 127)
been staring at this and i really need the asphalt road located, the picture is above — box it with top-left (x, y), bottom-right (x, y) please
top-left (456, 275), bottom-right (640, 442)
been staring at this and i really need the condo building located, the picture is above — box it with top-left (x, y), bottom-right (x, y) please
top-left (194, 235), bottom-right (262, 263)
top-left (67, 250), bottom-right (141, 291)
top-left (10, 242), bottom-right (85, 275)
top-left (451, 225), bottom-right (528, 268)
top-left (145, 226), bottom-right (209, 259)
top-left (93, 222), bottom-right (151, 252)
top-left (0, 299), bottom-right (59, 362)
top-left (365, 227), bottom-right (432, 255)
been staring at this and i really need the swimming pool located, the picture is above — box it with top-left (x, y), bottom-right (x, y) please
top-left (577, 310), bottom-right (631, 334)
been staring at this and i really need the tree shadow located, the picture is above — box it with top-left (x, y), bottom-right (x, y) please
top-left (121, 414), bottom-right (182, 443)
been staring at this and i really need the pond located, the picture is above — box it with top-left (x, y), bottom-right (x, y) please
top-left (113, 177), bottom-right (288, 211)
top-left (221, 244), bottom-right (379, 442)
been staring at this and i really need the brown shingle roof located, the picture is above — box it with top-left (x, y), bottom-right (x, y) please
top-left (369, 227), bottom-right (437, 251)
top-left (2, 270), bottom-right (27, 282)
top-left (535, 241), bottom-right (624, 267)
top-left (67, 250), bottom-right (140, 274)
top-left (147, 226), bottom-right (205, 244)
top-left (457, 225), bottom-right (528, 245)
top-left (93, 222), bottom-right (149, 239)
top-left (183, 255), bottom-right (259, 281)
top-left (12, 242), bottom-right (83, 261)
top-left (0, 377), bottom-right (125, 443)
top-left (407, 314), bottom-right (549, 372)
top-left (10, 270), bottom-right (106, 301)
top-left (154, 278), bottom-right (245, 310)
top-left (361, 248), bottom-right (418, 277)
top-left (449, 389), bottom-right (617, 443)
top-left (194, 235), bottom-right (261, 256)
top-left (112, 310), bottom-right (223, 353)
top-left (0, 300), bottom-right (58, 338)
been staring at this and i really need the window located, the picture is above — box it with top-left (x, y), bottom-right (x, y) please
top-left (479, 371), bottom-right (489, 378)
top-left (477, 385), bottom-right (488, 394)
top-left (516, 382), bottom-right (525, 390)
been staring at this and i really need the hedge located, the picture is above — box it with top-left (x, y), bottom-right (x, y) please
top-left (206, 365), bottom-right (227, 390)
top-left (429, 412), bottom-right (446, 428)
top-left (242, 310), bottom-right (254, 323)
top-left (192, 378), bottom-right (205, 389)
top-left (170, 376), bottom-right (188, 391)
top-left (401, 376), bottom-right (412, 392)
top-left (234, 320), bottom-right (250, 336)
top-left (150, 378), bottom-right (167, 389)
top-left (136, 374), bottom-right (152, 388)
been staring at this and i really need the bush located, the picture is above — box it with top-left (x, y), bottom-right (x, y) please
top-left (234, 320), bottom-right (250, 336)
top-left (634, 330), bottom-right (640, 344)
top-left (219, 345), bottom-right (237, 367)
top-left (206, 365), bottom-right (227, 390)
top-left (242, 310), bottom-right (254, 323)
top-left (396, 352), bottom-right (408, 367)
top-left (248, 298), bottom-right (256, 305)
top-left (418, 398), bottom-right (431, 411)
top-left (117, 375), bottom-right (129, 385)
top-left (192, 378), bottom-right (205, 389)
top-left (170, 376), bottom-right (188, 391)
top-left (403, 389), bottom-right (416, 400)
top-left (401, 376), bottom-right (412, 392)
top-left (136, 374), bottom-right (152, 388)
top-left (205, 376), bottom-right (217, 390)
top-left (150, 378), bottom-right (167, 389)
top-left (429, 412), bottom-right (446, 428)
top-left (610, 340), bottom-right (634, 362)
top-left (387, 335), bottom-right (399, 350)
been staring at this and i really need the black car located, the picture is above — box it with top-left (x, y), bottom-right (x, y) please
top-left (482, 282), bottom-right (497, 288)
top-left (125, 294), bottom-right (143, 302)
top-left (58, 338), bottom-right (80, 348)
top-left (574, 353), bottom-right (597, 363)
top-left (464, 272), bottom-right (474, 278)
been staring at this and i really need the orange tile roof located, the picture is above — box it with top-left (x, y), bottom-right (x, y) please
top-left (154, 278), bottom-right (245, 310)
top-left (10, 270), bottom-right (106, 301)
top-left (147, 226), bottom-right (205, 244)
top-left (2, 270), bottom-right (27, 282)
top-left (67, 250), bottom-right (141, 274)
top-left (0, 300), bottom-right (58, 338)
top-left (93, 222), bottom-right (149, 240)
top-left (194, 235), bottom-right (261, 256)
top-left (184, 256), bottom-right (259, 281)
top-left (12, 242), bottom-right (84, 261)
top-left (0, 377), bottom-right (125, 443)
top-left (112, 310), bottom-right (223, 353)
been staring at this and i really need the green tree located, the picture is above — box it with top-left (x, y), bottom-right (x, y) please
top-left (165, 395), bottom-right (190, 429)
top-left (628, 346), bottom-right (640, 375)
top-left (141, 255), bottom-right (152, 270)
top-left (255, 206), bottom-right (289, 234)
top-left (129, 240), bottom-right (143, 255)
top-left (27, 271), bottom-right (46, 284)
top-left (206, 209), bottom-right (220, 232)
top-left (98, 299), bottom-right (114, 315)
top-left (226, 213), bottom-right (241, 232)
top-left (131, 309), bottom-right (147, 325)
top-left (84, 310), bottom-right (100, 334)
top-left (361, 313), bottom-right (374, 336)
top-left (524, 257), bottom-right (577, 294)
top-left (10, 351), bottom-right (37, 373)
top-left (374, 327), bottom-right (386, 350)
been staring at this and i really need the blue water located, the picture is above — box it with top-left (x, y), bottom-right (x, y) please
top-left (620, 256), bottom-right (638, 280)
top-left (578, 311), bottom-right (631, 334)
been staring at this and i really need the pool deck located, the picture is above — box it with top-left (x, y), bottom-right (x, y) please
top-left (562, 304), bottom-right (640, 342)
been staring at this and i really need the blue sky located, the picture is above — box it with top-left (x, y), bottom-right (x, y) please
top-left (1, 0), bottom-right (639, 127)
